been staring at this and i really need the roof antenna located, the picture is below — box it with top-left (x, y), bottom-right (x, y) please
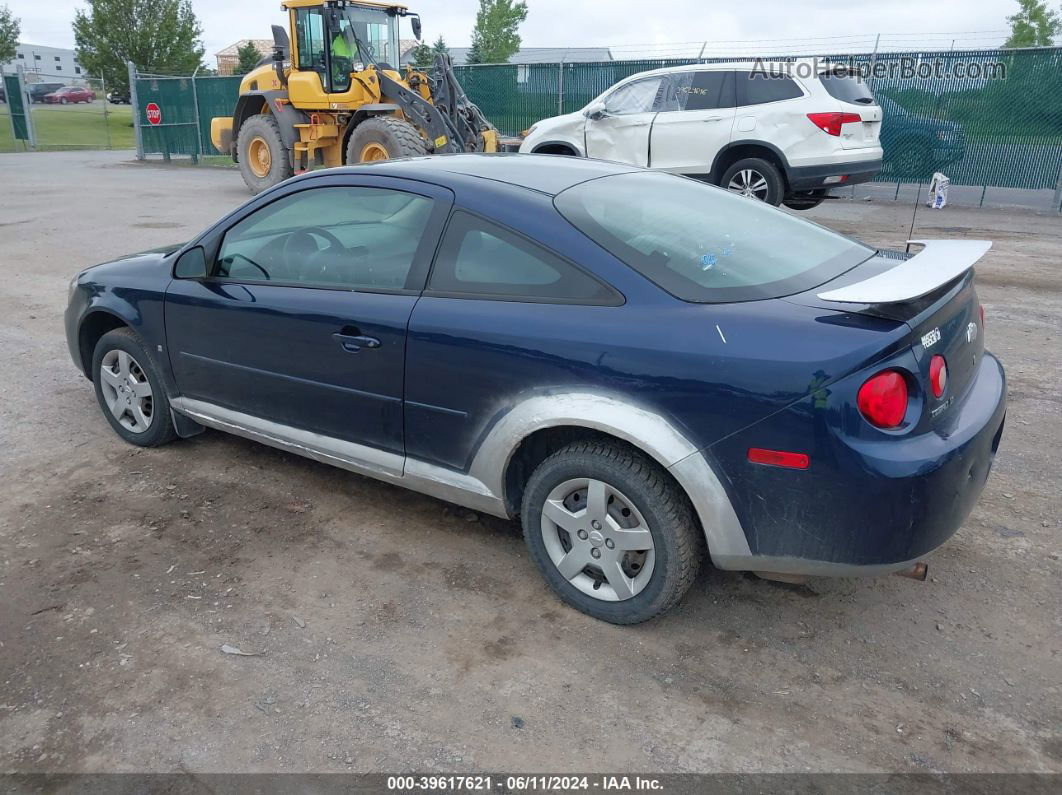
top-left (905, 179), bottom-right (922, 254)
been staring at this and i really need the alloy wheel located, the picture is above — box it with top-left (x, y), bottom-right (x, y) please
top-left (540, 477), bottom-right (656, 601)
top-left (99, 349), bottom-right (154, 433)
top-left (726, 168), bottom-right (770, 201)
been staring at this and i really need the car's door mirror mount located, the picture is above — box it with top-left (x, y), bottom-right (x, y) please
top-left (585, 101), bottom-right (607, 120)
top-left (174, 246), bottom-right (208, 280)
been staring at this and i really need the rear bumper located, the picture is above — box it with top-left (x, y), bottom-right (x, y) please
top-left (709, 352), bottom-right (1006, 577)
top-left (787, 158), bottom-right (883, 191)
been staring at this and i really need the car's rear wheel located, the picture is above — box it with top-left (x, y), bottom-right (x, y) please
top-left (521, 440), bottom-right (702, 624)
top-left (720, 157), bottom-right (784, 205)
top-left (237, 114), bottom-right (294, 194)
top-left (346, 117), bottom-right (428, 164)
top-left (91, 329), bottom-right (178, 448)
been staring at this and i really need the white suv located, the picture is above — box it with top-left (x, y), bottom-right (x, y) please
top-left (519, 61), bottom-right (883, 209)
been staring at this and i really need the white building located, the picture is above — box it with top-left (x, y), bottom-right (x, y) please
top-left (1, 43), bottom-right (87, 84)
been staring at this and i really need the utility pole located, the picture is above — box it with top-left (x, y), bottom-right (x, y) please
top-left (127, 61), bottom-right (144, 160)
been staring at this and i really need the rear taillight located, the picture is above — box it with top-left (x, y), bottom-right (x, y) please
top-left (929, 355), bottom-right (948, 398)
top-left (806, 112), bottom-right (863, 136)
top-left (857, 370), bottom-right (908, 429)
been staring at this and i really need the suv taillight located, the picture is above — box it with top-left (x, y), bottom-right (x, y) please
top-left (857, 370), bottom-right (908, 429)
top-left (807, 112), bottom-right (862, 136)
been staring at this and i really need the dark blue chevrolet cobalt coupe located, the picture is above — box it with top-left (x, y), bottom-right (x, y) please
top-left (65, 155), bottom-right (1006, 624)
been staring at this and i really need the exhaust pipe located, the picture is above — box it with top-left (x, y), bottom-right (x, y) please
top-left (894, 562), bottom-right (928, 581)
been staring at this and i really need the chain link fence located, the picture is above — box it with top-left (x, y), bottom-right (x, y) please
top-left (129, 67), bottom-right (243, 161)
top-left (10, 47), bottom-right (1058, 202)
top-left (1, 66), bottom-right (131, 152)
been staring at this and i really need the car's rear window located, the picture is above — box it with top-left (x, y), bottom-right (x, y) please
top-left (818, 71), bottom-right (876, 105)
top-left (553, 172), bottom-right (874, 303)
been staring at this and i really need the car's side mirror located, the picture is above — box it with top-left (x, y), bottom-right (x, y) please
top-left (174, 246), bottom-right (208, 279)
top-left (585, 101), bottom-right (607, 120)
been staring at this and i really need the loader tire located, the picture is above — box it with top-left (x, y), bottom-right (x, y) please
top-left (346, 117), bottom-right (428, 164)
top-left (237, 114), bottom-right (293, 195)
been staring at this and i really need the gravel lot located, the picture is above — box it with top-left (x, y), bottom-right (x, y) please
top-left (0, 151), bottom-right (1059, 774)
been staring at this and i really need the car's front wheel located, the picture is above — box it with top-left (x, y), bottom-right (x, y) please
top-left (720, 157), bottom-right (784, 205)
top-left (521, 440), bottom-right (703, 624)
top-left (91, 328), bottom-right (178, 447)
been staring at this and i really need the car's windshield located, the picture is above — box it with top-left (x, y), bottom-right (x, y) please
top-left (554, 172), bottom-right (874, 303)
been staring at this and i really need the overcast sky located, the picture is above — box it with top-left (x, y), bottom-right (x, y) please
top-left (8, 0), bottom-right (1013, 60)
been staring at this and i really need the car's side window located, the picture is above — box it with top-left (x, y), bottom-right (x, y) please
top-left (603, 77), bottom-right (665, 115)
top-left (667, 71), bottom-right (734, 111)
top-left (733, 71), bottom-right (804, 106)
top-left (427, 211), bottom-right (618, 304)
top-left (215, 186), bottom-right (434, 291)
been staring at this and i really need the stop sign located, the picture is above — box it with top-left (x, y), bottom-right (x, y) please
top-left (145, 102), bottom-right (162, 125)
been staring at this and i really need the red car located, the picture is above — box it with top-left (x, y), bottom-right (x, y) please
top-left (43, 85), bottom-right (96, 104)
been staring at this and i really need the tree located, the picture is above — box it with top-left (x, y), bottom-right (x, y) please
top-left (1004, 0), bottom-right (1061, 47)
top-left (409, 41), bottom-right (433, 69)
top-left (234, 40), bottom-right (262, 75)
top-left (465, 0), bottom-right (527, 65)
top-left (411, 36), bottom-right (449, 69)
top-left (73, 0), bottom-right (205, 90)
top-left (431, 36), bottom-right (450, 59)
top-left (0, 4), bottom-right (20, 65)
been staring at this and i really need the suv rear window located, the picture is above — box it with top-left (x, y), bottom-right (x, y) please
top-left (554, 172), bottom-right (873, 303)
top-left (818, 71), bottom-right (876, 104)
top-left (735, 71), bottom-right (803, 105)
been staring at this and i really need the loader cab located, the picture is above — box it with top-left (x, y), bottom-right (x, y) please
top-left (288, 1), bottom-right (402, 104)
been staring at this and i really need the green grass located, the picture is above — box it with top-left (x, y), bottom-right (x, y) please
top-left (0, 101), bottom-right (134, 152)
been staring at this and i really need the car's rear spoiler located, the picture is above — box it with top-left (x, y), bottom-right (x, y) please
top-left (817, 240), bottom-right (991, 304)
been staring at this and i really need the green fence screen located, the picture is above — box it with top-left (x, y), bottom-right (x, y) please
top-left (133, 74), bottom-right (243, 158)
top-left (133, 47), bottom-right (1062, 190)
top-left (3, 74), bottom-right (29, 141)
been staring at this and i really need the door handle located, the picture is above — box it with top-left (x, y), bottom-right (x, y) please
top-left (703, 117), bottom-right (723, 123)
top-left (333, 331), bottom-right (381, 353)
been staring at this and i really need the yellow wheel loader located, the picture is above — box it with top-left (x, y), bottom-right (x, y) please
top-left (210, 0), bottom-right (512, 193)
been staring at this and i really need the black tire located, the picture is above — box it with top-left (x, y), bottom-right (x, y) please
top-left (521, 440), bottom-right (703, 624)
top-left (719, 157), bottom-right (785, 206)
top-left (236, 114), bottom-right (294, 195)
top-left (783, 189), bottom-right (827, 211)
top-left (91, 328), bottom-right (178, 448)
top-left (345, 116), bottom-right (428, 164)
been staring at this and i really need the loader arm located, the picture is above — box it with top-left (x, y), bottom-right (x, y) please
top-left (374, 68), bottom-right (467, 154)
top-left (429, 53), bottom-right (496, 150)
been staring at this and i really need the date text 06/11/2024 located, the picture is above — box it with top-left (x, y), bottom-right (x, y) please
top-left (386, 775), bottom-right (665, 791)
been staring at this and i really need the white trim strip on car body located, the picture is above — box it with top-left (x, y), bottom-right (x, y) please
top-left (170, 392), bottom-right (754, 562)
top-left (817, 240), bottom-right (992, 304)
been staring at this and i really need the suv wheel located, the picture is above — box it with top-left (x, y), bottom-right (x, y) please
top-left (720, 157), bottom-right (784, 205)
top-left (91, 328), bottom-right (178, 448)
top-left (521, 440), bottom-right (703, 624)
